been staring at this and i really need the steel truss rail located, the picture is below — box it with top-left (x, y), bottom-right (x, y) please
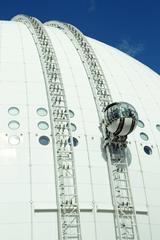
top-left (12, 15), bottom-right (82, 240)
top-left (46, 21), bottom-right (112, 121)
top-left (46, 21), bottom-right (140, 240)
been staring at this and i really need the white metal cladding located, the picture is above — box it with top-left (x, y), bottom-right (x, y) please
top-left (0, 17), bottom-right (160, 240)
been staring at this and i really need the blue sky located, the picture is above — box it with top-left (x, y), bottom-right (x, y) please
top-left (1, 0), bottom-right (160, 73)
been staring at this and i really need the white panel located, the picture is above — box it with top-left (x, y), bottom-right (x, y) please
top-left (31, 148), bottom-right (54, 165)
top-left (81, 107), bottom-right (99, 125)
top-left (33, 212), bottom-right (58, 240)
top-left (93, 184), bottom-right (112, 208)
top-left (0, 203), bottom-right (31, 223)
top-left (78, 183), bottom-right (93, 208)
top-left (129, 170), bottom-right (144, 188)
top-left (32, 183), bottom-right (56, 202)
top-left (0, 62), bottom-right (25, 82)
top-left (136, 213), bottom-right (152, 240)
top-left (96, 212), bottom-right (115, 240)
top-left (0, 166), bottom-right (29, 183)
top-left (76, 166), bottom-right (91, 184)
top-left (124, 142), bottom-right (141, 171)
top-left (137, 214), bottom-right (150, 224)
top-left (151, 225), bottom-right (160, 240)
top-left (31, 165), bottom-right (55, 184)
top-left (0, 47), bottom-right (23, 62)
top-left (33, 222), bottom-right (57, 240)
top-left (143, 172), bottom-right (160, 188)
top-left (132, 187), bottom-right (147, 210)
top-left (0, 224), bottom-right (31, 240)
top-left (84, 122), bottom-right (101, 136)
top-left (137, 223), bottom-right (152, 240)
top-left (74, 149), bottom-right (89, 166)
top-left (80, 212), bottom-right (97, 240)
top-left (86, 135), bottom-right (103, 151)
top-left (0, 183), bottom-right (30, 202)
top-left (88, 150), bottom-right (107, 167)
top-left (0, 25), bottom-right (21, 49)
top-left (25, 63), bottom-right (44, 82)
top-left (19, 23), bottom-right (42, 63)
top-left (91, 166), bottom-right (109, 185)
top-left (146, 188), bottom-right (160, 206)
top-left (27, 83), bottom-right (48, 105)
top-left (0, 83), bottom-right (26, 104)
top-left (0, 146), bottom-right (30, 165)
top-left (149, 206), bottom-right (160, 224)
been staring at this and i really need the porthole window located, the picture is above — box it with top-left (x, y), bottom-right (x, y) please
top-left (138, 120), bottom-right (145, 128)
top-left (144, 146), bottom-right (152, 155)
top-left (67, 123), bottom-right (77, 132)
top-left (140, 132), bottom-right (149, 141)
top-left (39, 136), bottom-right (50, 145)
top-left (37, 108), bottom-right (48, 116)
top-left (69, 110), bottom-right (74, 118)
top-left (8, 120), bottom-right (20, 130)
top-left (8, 135), bottom-right (20, 145)
top-left (156, 124), bottom-right (160, 132)
top-left (68, 137), bottom-right (78, 147)
top-left (38, 121), bottom-right (49, 130)
top-left (8, 107), bottom-right (19, 116)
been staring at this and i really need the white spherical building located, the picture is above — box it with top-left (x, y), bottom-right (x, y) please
top-left (0, 14), bottom-right (160, 240)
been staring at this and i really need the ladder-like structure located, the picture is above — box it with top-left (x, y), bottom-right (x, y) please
top-left (12, 15), bottom-right (82, 240)
top-left (46, 21), bottom-right (140, 240)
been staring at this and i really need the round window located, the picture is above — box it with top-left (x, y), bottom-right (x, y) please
top-left (8, 120), bottom-right (20, 130)
top-left (8, 107), bottom-right (19, 116)
top-left (38, 121), bottom-right (49, 130)
top-left (67, 123), bottom-right (77, 132)
top-left (144, 146), bottom-right (152, 155)
top-left (39, 136), bottom-right (50, 145)
top-left (69, 110), bottom-right (74, 118)
top-left (156, 124), bottom-right (160, 132)
top-left (138, 120), bottom-right (145, 128)
top-left (140, 132), bottom-right (149, 141)
top-left (68, 137), bottom-right (78, 147)
top-left (37, 108), bottom-right (48, 116)
top-left (8, 135), bottom-right (20, 145)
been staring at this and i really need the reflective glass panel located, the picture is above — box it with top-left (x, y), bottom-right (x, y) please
top-left (8, 135), bottom-right (20, 145)
top-left (37, 108), bottom-right (48, 116)
top-left (68, 137), bottom-right (78, 147)
top-left (39, 136), bottom-right (50, 145)
top-left (140, 132), bottom-right (149, 141)
top-left (156, 124), bottom-right (160, 132)
top-left (67, 123), bottom-right (77, 132)
top-left (69, 110), bottom-right (74, 118)
top-left (8, 107), bottom-right (19, 116)
top-left (38, 121), bottom-right (49, 130)
top-left (8, 121), bottom-right (20, 130)
top-left (144, 146), bottom-right (152, 155)
top-left (138, 120), bottom-right (145, 128)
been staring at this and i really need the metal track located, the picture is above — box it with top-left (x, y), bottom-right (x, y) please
top-left (46, 21), bottom-right (140, 240)
top-left (46, 21), bottom-right (112, 121)
top-left (12, 15), bottom-right (82, 240)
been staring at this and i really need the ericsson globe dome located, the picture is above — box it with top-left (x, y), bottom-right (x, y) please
top-left (0, 14), bottom-right (160, 240)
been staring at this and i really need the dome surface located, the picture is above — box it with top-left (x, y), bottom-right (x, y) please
top-left (0, 15), bottom-right (160, 240)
